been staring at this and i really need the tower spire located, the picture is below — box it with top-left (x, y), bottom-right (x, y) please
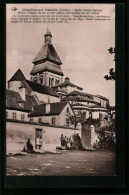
top-left (44, 24), bottom-right (52, 44)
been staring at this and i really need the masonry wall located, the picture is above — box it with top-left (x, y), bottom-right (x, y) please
top-left (6, 121), bottom-right (79, 153)
top-left (33, 91), bottom-right (60, 103)
top-left (8, 81), bottom-right (21, 92)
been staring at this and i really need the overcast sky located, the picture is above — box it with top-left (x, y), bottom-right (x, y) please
top-left (6, 4), bottom-right (115, 105)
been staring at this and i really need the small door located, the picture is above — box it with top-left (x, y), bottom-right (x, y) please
top-left (35, 128), bottom-right (43, 149)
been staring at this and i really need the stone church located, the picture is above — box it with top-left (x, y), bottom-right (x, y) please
top-left (7, 26), bottom-right (109, 124)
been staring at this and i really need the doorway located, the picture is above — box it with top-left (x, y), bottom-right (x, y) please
top-left (35, 128), bottom-right (43, 149)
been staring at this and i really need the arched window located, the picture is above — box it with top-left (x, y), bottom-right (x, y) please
top-left (55, 78), bottom-right (60, 86)
top-left (40, 75), bottom-right (43, 84)
top-left (49, 76), bottom-right (54, 87)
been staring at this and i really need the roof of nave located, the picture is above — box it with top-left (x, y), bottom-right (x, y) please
top-left (25, 80), bottom-right (59, 98)
top-left (30, 61), bottom-right (64, 76)
top-left (28, 102), bottom-right (69, 117)
top-left (52, 81), bottom-right (83, 90)
top-left (6, 89), bottom-right (38, 112)
top-left (33, 43), bottom-right (62, 65)
top-left (8, 69), bottom-right (26, 82)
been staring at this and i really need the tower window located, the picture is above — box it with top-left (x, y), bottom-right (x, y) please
top-left (55, 78), bottom-right (60, 85)
top-left (34, 77), bottom-right (37, 82)
top-left (40, 75), bottom-right (43, 84)
top-left (49, 76), bottom-right (54, 87)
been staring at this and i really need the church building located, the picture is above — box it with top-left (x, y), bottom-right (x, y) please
top-left (7, 26), bottom-right (110, 123)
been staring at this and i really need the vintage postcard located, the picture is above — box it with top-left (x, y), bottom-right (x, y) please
top-left (6, 3), bottom-right (116, 177)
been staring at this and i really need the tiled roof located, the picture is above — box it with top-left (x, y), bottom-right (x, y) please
top-left (25, 80), bottom-right (59, 97)
top-left (30, 61), bottom-right (64, 76)
top-left (61, 95), bottom-right (97, 103)
top-left (8, 69), bottom-right (26, 82)
top-left (72, 103), bottom-right (88, 107)
top-left (52, 81), bottom-right (83, 90)
top-left (33, 43), bottom-right (62, 65)
top-left (88, 104), bottom-right (107, 111)
top-left (95, 95), bottom-right (109, 101)
top-left (28, 102), bottom-right (68, 117)
top-left (6, 89), bottom-right (38, 112)
top-left (6, 89), bottom-right (23, 103)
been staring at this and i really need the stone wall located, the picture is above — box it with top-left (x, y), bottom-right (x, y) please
top-left (6, 120), bottom-right (79, 153)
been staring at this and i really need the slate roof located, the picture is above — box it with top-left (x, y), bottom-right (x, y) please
top-left (66, 90), bottom-right (93, 99)
top-left (30, 61), bottom-right (64, 76)
top-left (33, 43), bottom-right (62, 65)
top-left (6, 89), bottom-right (38, 112)
top-left (52, 81), bottom-right (83, 90)
top-left (25, 80), bottom-right (59, 97)
top-left (28, 102), bottom-right (69, 117)
top-left (8, 69), bottom-right (26, 82)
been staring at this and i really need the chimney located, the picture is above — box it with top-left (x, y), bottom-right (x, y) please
top-left (46, 103), bottom-right (50, 114)
top-left (19, 86), bottom-right (26, 101)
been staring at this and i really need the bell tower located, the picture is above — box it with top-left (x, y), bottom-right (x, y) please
top-left (30, 26), bottom-right (64, 87)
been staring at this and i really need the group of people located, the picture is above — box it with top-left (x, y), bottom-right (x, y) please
top-left (60, 134), bottom-right (72, 150)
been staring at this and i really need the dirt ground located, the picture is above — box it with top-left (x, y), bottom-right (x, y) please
top-left (6, 150), bottom-right (115, 176)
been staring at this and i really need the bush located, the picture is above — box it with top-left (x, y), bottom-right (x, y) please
top-left (25, 138), bottom-right (34, 153)
top-left (97, 131), bottom-right (116, 150)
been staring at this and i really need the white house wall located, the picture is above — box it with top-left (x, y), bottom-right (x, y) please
top-left (6, 109), bottom-right (29, 121)
top-left (6, 121), bottom-right (79, 153)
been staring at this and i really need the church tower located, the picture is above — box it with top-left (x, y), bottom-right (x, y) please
top-left (30, 26), bottom-right (64, 87)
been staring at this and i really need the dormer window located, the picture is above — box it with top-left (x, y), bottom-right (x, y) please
top-left (18, 102), bottom-right (24, 107)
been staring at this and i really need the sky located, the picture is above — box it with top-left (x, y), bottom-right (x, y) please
top-left (6, 4), bottom-right (115, 105)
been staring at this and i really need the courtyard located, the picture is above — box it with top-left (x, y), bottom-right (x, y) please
top-left (6, 150), bottom-right (115, 176)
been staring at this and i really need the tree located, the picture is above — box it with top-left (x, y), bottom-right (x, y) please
top-left (104, 47), bottom-right (116, 80)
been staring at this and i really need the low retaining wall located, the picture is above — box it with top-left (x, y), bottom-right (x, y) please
top-left (6, 120), bottom-right (79, 153)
